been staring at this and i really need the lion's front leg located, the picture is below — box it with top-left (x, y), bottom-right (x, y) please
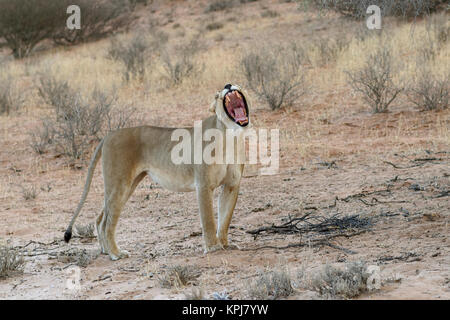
top-left (196, 185), bottom-right (222, 253)
top-left (217, 184), bottom-right (240, 249)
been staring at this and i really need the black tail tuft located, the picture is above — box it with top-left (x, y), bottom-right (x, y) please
top-left (64, 230), bottom-right (72, 243)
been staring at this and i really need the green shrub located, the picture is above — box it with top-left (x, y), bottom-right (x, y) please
top-left (31, 74), bottom-right (135, 159)
top-left (0, 246), bottom-right (25, 278)
top-left (311, 262), bottom-right (370, 299)
top-left (241, 43), bottom-right (307, 110)
top-left (407, 70), bottom-right (449, 111)
top-left (247, 268), bottom-right (293, 299)
top-left (161, 37), bottom-right (203, 85)
top-left (0, 0), bottom-right (66, 58)
top-left (346, 47), bottom-right (402, 113)
top-left (107, 34), bottom-right (151, 82)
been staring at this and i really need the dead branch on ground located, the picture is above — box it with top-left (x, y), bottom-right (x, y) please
top-left (245, 212), bottom-right (373, 254)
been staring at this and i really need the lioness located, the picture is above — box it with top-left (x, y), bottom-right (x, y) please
top-left (64, 84), bottom-right (251, 260)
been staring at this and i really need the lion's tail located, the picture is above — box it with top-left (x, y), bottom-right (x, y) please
top-left (64, 139), bottom-right (104, 243)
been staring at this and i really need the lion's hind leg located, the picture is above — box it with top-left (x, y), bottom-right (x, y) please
top-left (103, 188), bottom-right (130, 261)
top-left (96, 208), bottom-right (107, 254)
top-left (102, 172), bottom-right (146, 260)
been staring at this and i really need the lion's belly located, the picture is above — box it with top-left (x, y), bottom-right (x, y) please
top-left (146, 169), bottom-right (195, 192)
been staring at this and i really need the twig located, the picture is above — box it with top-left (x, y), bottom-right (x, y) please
top-left (22, 246), bottom-right (65, 257)
top-left (359, 197), bottom-right (407, 206)
top-left (338, 189), bottom-right (391, 202)
top-left (248, 213), bottom-right (372, 236)
top-left (435, 190), bottom-right (449, 198)
top-left (383, 161), bottom-right (422, 169)
top-left (242, 230), bottom-right (367, 254)
top-left (316, 161), bottom-right (338, 169)
top-left (322, 197), bottom-right (337, 208)
top-left (359, 198), bottom-right (376, 206)
top-left (326, 243), bottom-right (357, 255)
top-left (388, 175), bottom-right (414, 183)
top-left (413, 157), bottom-right (442, 162)
top-left (93, 274), bottom-right (112, 282)
top-left (15, 239), bottom-right (60, 249)
top-left (371, 197), bottom-right (407, 204)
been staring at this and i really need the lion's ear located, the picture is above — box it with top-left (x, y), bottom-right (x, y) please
top-left (208, 101), bottom-right (216, 113)
top-left (209, 91), bottom-right (220, 113)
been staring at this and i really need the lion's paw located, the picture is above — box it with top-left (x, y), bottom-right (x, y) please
top-left (109, 250), bottom-right (129, 261)
top-left (223, 243), bottom-right (240, 250)
top-left (204, 244), bottom-right (224, 254)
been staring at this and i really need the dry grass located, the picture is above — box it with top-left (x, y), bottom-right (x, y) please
top-left (35, 6), bottom-right (446, 161)
top-left (304, 0), bottom-right (444, 19)
top-left (407, 69), bottom-right (449, 111)
top-left (56, 248), bottom-right (98, 268)
top-left (107, 33), bottom-right (157, 82)
top-left (0, 246), bottom-right (25, 278)
top-left (309, 261), bottom-right (370, 299)
top-left (261, 9), bottom-right (279, 18)
top-left (308, 37), bottom-right (349, 67)
top-left (336, 20), bottom-right (450, 85)
top-left (247, 266), bottom-right (294, 299)
top-left (157, 265), bottom-right (200, 288)
top-left (160, 37), bottom-right (204, 86)
top-left (184, 287), bottom-right (206, 300)
top-left (0, 2), bottom-right (446, 114)
top-left (31, 43), bottom-right (123, 97)
top-left (75, 223), bottom-right (96, 239)
top-left (204, 0), bottom-right (232, 13)
top-left (20, 185), bottom-right (38, 201)
top-left (0, 68), bottom-right (24, 115)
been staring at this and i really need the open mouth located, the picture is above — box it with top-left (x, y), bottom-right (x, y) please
top-left (223, 90), bottom-right (249, 126)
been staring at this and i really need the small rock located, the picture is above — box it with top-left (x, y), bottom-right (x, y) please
top-left (409, 184), bottom-right (423, 191)
top-left (423, 212), bottom-right (441, 221)
top-left (431, 252), bottom-right (440, 257)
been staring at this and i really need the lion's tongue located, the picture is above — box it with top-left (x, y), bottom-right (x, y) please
top-left (234, 107), bottom-right (247, 122)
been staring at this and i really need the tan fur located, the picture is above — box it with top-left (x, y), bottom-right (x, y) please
top-left (64, 85), bottom-right (251, 260)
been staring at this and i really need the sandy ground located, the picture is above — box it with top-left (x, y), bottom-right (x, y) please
top-left (0, 111), bottom-right (448, 299)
